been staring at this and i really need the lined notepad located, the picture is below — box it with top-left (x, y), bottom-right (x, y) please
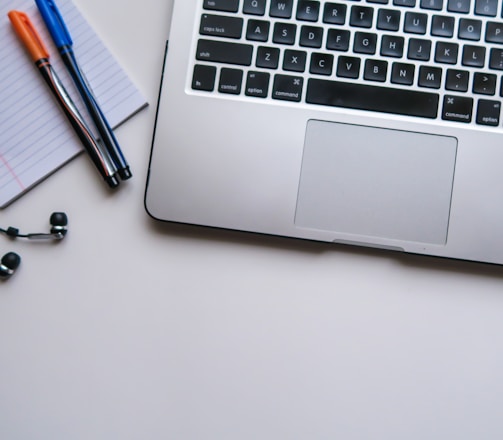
top-left (0, 0), bottom-right (147, 207)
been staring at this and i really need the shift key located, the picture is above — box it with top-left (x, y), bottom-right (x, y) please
top-left (196, 39), bottom-right (253, 66)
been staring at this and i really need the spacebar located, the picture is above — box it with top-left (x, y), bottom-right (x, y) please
top-left (306, 79), bottom-right (439, 119)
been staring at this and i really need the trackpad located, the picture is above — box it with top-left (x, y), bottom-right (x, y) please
top-left (295, 120), bottom-right (457, 244)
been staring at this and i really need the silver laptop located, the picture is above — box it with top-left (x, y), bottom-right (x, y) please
top-left (145, 0), bottom-right (503, 265)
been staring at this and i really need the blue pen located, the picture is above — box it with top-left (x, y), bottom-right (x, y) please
top-left (35, 0), bottom-right (132, 181)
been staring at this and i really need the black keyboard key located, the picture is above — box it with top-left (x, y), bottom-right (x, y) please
top-left (391, 62), bottom-right (415, 85)
top-left (435, 42), bottom-right (459, 64)
top-left (442, 95), bottom-right (473, 123)
top-left (473, 72), bottom-right (497, 94)
top-left (200, 14), bottom-right (243, 39)
top-left (447, 0), bottom-right (471, 13)
top-left (219, 68), bottom-right (243, 94)
top-left (475, 0), bottom-right (498, 16)
top-left (306, 79), bottom-right (439, 118)
top-left (476, 99), bottom-right (500, 126)
top-left (196, 39), bottom-right (253, 65)
top-left (393, 0), bottom-right (416, 6)
top-left (354, 32), bottom-right (378, 54)
top-left (283, 50), bottom-right (307, 72)
top-left (486, 22), bottom-right (503, 44)
top-left (364, 59), bottom-right (388, 82)
top-left (323, 3), bottom-right (347, 24)
top-left (272, 74), bottom-right (304, 101)
top-left (418, 66), bottom-right (442, 88)
top-left (243, 0), bottom-right (267, 15)
top-left (273, 22), bottom-right (297, 45)
top-left (489, 48), bottom-right (503, 70)
top-left (431, 16), bottom-right (455, 37)
top-left (381, 35), bottom-right (405, 57)
top-left (256, 46), bottom-right (280, 69)
top-left (270, 0), bottom-right (294, 18)
top-left (310, 53), bottom-right (335, 75)
top-left (336, 56), bottom-right (361, 78)
top-left (300, 26), bottom-right (324, 48)
top-left (192, 64), bottom-right (217, 91)
top-left (462, 45), bottom-right (486, 67)
top-left (350, 6), bottom-right (374, 27)
top-left (203, 0), bottom-right (239, 12)
top-left (445, 69), bottom-right (470, 91)
top-left (420, 0), bottom-right (443, 10)
top-left (458, 19), bottom-right (482, 40)
top-left (404, 12), bottom-right (428, 34)
top-left (377, 9), bottom-right (401, 31)
top-left (245, 71), bottom-right (270, 97)
top-left (246, 20), bottom-right (270, 41)
top-left (327, 29), bottom-right (351, 51)
top-left (297, 1), bottom-right (321, 21)
top-left (408, 38), bottom-right (431, 60)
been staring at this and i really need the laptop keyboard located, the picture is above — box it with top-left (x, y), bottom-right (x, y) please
top-left (191, 0), bottom-right (503, 127)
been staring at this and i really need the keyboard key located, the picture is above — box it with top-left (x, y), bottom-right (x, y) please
top-left (476, 99), bottom-right (500, 125)
top-left (200, 14), bottom-right (243, 39)
top-left (418, 66), bottom-right (442, 88)
top-left (310, 53), bottom-right (335, 75)
top-left (447, 0), bottom-right (471, 13)
top-left (296, 0), bottom-right (321, 21)
top-left (377, 9), bottom-right (401, 31)
top-left (408, 38), bottom-right (431, 60)
top-left (196, 39), bottom-right (253, 65)
top-left (350, 6), bottom-right (374, 28)
top-left (219, 68), bottom-right (243, 94)
top-left (336, 56), bottom-right (361, 78)
top-left (245, 71), bottom-right (270, 97)
top-left (462, 45), bottom-right (486, 67)
top-left (327, 29), bottom-right (351, 51)
top-left (354, 32), bottom-right (378, 54)
top-left (192, 64), bottom-right (217, 91)
top-left (273, 22), bottom-right (297, 45)
top-left (246, 20), bottom-right (270, 41)
top-left (203, 0), bottom-right (239, 12)
top-left (391, 62), bottom-right (415, 85)
top-left (431, 16), bottom-right (455, 37)
top-left (283, 50), bottom-right (307, 72)
top-left (473, 73), bottom-right (497, 94)
top-left (243, 0), bottom-right (267, 15)
top-left (404, 12), bottom-right (428, 34)
top-left (442, 95), bottom-right (473, 122)
top-left (272, 74), bottom-right (304, 101)
top-left (486, 22), bottom-right (503, 44)
top-left (420, 0), bottom-right (443, 10)
top-left (458, 19), bottom-right (482, 40)
top-left (364, 59), bottom-right (388, 81)
top-left (445, 69), bottom-right (470, 91)
top-left (393, 0), bottom-right (416, 6)
top-left (435, 42), bottom-right (459, 64)
top-left (256, 46), bottom-right (280, 69)
top-left (306, 79), bottom-right (439, 118)
top-left (270, 0), bottom-right (294, 18)
top-left (489, 48), bottom-right (503, 70)
top-left (299, 26), bottom-right (324, 48)
top-left (381, 35), bottom-right (405, 57)
top-left (323, 3), bottom-right (347, 24)
top-left (474, 0), bottom-right (498, 16)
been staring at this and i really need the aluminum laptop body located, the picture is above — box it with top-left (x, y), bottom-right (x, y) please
top-left (145, 0), bottom-right (503, 265)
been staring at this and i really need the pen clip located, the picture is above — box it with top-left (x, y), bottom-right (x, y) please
top-left (35, 0), bottom-right (73, 49)
top-left (7, 11), bottom-right (50, 62)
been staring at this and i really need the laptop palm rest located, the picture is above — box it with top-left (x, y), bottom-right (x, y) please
top-left (295, 120), bottom-right (457, 245)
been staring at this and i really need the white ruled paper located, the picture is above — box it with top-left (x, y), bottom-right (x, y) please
top-left (0, 0), bottom-right (147, 207)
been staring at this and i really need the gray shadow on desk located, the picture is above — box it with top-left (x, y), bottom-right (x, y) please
top-left (146, 218), bottom-right (503, 280)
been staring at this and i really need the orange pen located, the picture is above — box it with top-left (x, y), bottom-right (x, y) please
top-left (7, 10), bottom-right (120, 188)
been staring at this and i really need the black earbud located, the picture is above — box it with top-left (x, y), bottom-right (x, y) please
top-left (0, 212), bottom-right (68, 240)
top-left (0, 252), bottom-right (21, 280)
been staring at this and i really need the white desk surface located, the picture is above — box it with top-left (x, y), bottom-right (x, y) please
top-left (2, 1), bottom-right (503, 438)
